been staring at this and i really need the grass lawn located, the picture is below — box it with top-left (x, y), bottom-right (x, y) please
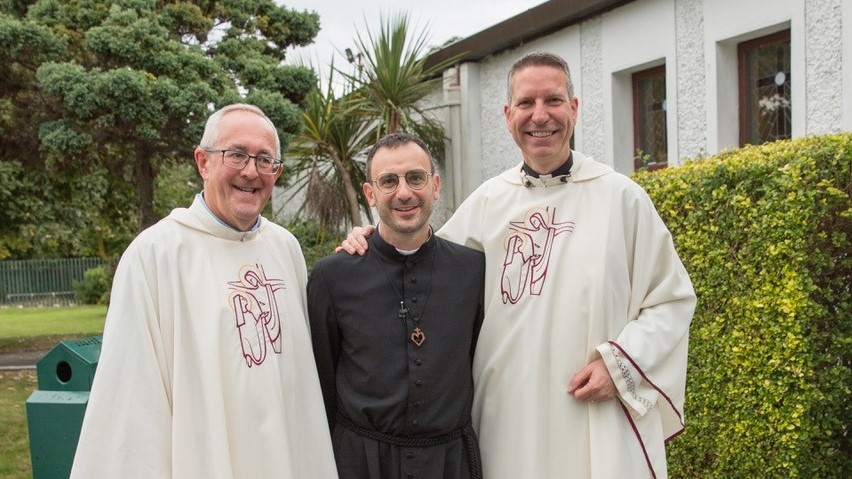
top-left (0, 370), bottom-right (37, 479)
top-left (0, 305), bottom-right (107, 354)
top-left (0, 305), bottom-right (106, 478)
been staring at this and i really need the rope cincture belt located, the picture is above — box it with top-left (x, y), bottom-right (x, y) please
top-left (336, 413), bottom-right (483, 479)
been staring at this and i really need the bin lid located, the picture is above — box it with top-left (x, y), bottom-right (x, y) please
top-left (36, 336), bottom-right (102, 391)
top-left (60, 336), bottom-right (102, 363)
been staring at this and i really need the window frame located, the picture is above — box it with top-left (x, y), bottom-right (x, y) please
top-left (632, 65), bottom-right (668, 172)
top-left (737, 29), bottom-right (792, 146)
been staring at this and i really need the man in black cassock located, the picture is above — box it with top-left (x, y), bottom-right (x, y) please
top-left (307, 132), bottom-right (485, 479)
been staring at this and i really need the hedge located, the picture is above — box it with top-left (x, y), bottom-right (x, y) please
top-left (632, 133), bottom-right (851, 477)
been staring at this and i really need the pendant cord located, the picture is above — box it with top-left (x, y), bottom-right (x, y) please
top-left (373, 238), bottom-right (438, 328)
top-left (374, 246), bottom-right (407, 319)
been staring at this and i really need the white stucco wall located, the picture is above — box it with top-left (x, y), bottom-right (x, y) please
top-left (675, 0), bottom-right (707, 160)
top-left (274, 0), bottom-right (850, 226)
top-left (845, 0), bottom-right (852, 131)
top-left (805, 0), bottom-right (845, 134)
top-left (580, 16), bottom-right (606, 165)
top-left (440, 0), bottom-right (849, 202)
top-left (419, 86), bottom-right (453, 227)
top-left (602, 0), bottom-right (677, 171)
top-left (476, 52), bottom-right (520, 182)
top-left (704, 0), bottom-right (803, 152)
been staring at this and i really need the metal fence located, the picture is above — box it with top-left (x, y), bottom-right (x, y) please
top-left (0, 258), bottom-right (104, 307)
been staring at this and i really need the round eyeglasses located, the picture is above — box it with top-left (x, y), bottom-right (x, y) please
top-left (372, 169), bottom-right (432, 194)
top-left (203, 148), bottom-right (282, 175)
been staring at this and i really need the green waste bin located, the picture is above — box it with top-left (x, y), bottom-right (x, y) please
top-left (26, 336), bottom-right (102, 479)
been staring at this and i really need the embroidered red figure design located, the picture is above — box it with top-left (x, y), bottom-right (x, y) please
top-left (228, 264), bottom-right (286, 367)
top-left (501, 207), bottom-right (574, 304)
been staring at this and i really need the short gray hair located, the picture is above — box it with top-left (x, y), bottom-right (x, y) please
top-left (198, 103), bottom-right (281, 158)
top-left (506, 52), bottom-right (575, 103)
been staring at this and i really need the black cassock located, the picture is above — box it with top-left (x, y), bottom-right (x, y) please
top-left (308, 229), bottom-right (485, 479)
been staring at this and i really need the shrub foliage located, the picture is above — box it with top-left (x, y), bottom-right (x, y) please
top-left (282, 219), bottom-right (344, 272)
top-left (73, 266), bottom-right (111, 305)
top-left (632, 133), bottom-right (851, 477)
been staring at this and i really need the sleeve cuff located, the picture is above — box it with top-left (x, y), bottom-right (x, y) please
top-left (596, 342), bottom-right (659, 417)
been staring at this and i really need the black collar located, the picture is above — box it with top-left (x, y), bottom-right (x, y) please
top-left (521, 152), bottom-right (573, 178)
top-left (370, 225), bottom-right (436, 261)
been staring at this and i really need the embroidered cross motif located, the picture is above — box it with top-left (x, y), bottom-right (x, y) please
top-left (500, 207), bottom-right (574, 304)
top-left (228, 264), bottom-right (286, 368)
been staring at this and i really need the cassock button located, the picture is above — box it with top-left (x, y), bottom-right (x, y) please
top-left (415, 379), bottom-right (423, 386)
top-left (410, 277), bottom-right (417, 283)
top-left (415, 359), bottom-right (422, 366)
top-left (406, 452), bottom-right (414, 459)
top-left (411, 297), bottom-right (418, 303)
top-left (412, 419), bottom-right (419, 426)
top-left (406, 473), bottom-right (414, 478)
top-left (413, 401), bottom-right (421, 408)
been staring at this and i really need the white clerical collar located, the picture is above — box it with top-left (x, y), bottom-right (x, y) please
top-left (197, 192), bottom-right (261, 232)
top-left (376, 223), bottom-right (431, 255)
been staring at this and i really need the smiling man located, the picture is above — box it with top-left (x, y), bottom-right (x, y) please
top-left (503, 59), bottom-right (579, 174)
top-left (308, 133), bottom-right (485, 479)
top-left (195, 107), bottom-right (281, 232)
top-left (434, 52), bottom-right (695, 479)
top-left (71, 104), bottom-right (337, 479)
top-left (341, 52), bottom-right (696, 479)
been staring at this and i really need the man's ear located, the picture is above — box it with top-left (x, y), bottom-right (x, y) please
top-left (363, 182), bottom-right (377, 207)
top-left (431, 173), bottom-right (441, 200)
top-left (194, 147), bottom-right (210, 180)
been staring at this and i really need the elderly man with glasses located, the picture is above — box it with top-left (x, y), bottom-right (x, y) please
top-left (71, 104), bottom-right (338, 479)
top-left (307, 132), bottom-right (486, 479)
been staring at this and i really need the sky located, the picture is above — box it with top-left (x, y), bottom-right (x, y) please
top-left (282, 0), bottom-right (548, 89)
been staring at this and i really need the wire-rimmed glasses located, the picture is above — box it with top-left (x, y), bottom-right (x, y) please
top-left (203, 148), bottom-right (282, 175)
top-left (372, 169), bottom-right (432, 194)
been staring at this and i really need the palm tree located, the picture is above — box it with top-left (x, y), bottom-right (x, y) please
top-left (284, 12), bottom-right (464, 229)
top-left (287, 66), bottom-right (376, 228)
top-left (347, 12), bottom-right (464, 161)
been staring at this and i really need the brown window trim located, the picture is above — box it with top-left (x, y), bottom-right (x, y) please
top-left (737, 29), bottom-right (791, 146)
top-left (632, 65), bottom-right (667, 171)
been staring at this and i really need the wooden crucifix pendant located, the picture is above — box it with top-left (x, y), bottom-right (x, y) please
top-left (410, 327), bottom-right (426, 347)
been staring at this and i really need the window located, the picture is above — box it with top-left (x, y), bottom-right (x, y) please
top-left (738, 30), bottom-right (791, 146)
top-left (632, 65), bottom-right (667, 171)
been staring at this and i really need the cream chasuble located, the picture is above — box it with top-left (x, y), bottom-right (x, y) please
top-left (71, 197), bottom-right (338, 479)
top-left (437, 151), bottom-right (696, 479)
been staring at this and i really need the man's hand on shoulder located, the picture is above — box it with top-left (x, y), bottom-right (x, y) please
top-left (335, 225), bottom-right (376, 255)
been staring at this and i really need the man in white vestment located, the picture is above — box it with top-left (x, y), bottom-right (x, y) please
top-left (341, 52), bottom-right (697, 478)
top-left (71, 104), bottom-right (338, 478)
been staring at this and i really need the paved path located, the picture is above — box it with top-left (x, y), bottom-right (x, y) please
top-left (0, 350), bottom-right (47, 371)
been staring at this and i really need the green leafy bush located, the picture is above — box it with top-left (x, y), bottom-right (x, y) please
top-left (632, 133), bottom-right (851, 477)
top-left (73, 266), bottom-right (110, 305)
top-left (281, 219), bottom-right (344, 271)
top-left (153, 160), bottom-right (200, 219)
